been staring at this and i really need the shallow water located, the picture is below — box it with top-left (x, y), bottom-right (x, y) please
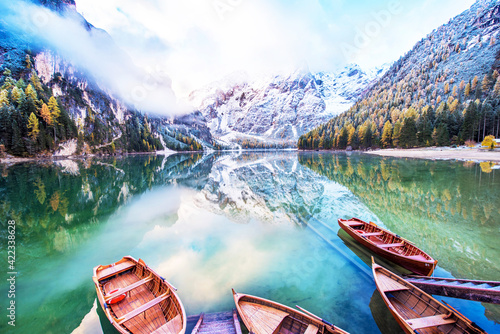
top-left (0, 152), bottom-right (499, 334)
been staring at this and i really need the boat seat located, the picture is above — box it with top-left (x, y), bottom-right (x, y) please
top-left (97, 261), bottom-right (136, 280)
top-left (117, 293), bottom-right (171, 325)
top-left (361, 232), bottom-right (383, 237)
top-left (346, 222), bottom-right (364, 227)
top-left (379, 242), bottom-right (405, 248)
top-left (105, 274), bottom-right (154, 302)
top-left (407, 314), bottom-right (456, 330)
top-left (151, 314), bottom-right (183, 334)
top-left (304, 324), bottom-right (319, 334)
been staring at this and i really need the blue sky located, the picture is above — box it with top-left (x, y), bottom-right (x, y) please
top-left (74, 0), bottom-right (476, 96)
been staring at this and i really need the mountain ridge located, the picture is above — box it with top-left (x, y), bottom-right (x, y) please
top-left (299, 0), bottom-right (500, 150)
top-left (189, 63), bottom-right (389, 147)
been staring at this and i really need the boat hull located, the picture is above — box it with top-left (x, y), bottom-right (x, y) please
top-left (339, 218), bottom-right (436, 276)
top-left (233, 290), bottom-right (349, 334)
top-left (93, 256), bottom-right (186, 334)
top-left (372, 262), bottom-right (486, 334)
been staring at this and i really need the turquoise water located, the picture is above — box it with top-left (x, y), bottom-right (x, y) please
top-left (0, 152), bottom-right (499, 333)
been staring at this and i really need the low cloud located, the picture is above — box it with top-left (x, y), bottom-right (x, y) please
top-left (0, 0), bottom-right (190, 116)
top-left (74, 0), bottom-right (475, 97)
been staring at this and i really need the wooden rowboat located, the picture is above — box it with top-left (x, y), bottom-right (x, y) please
top-left (372, 260), bottom-right (486, 334)
top-left (338, 217), bottom-right (437, 276)
top-left (232, 289), bottom-right (349, 334)
top-left (92, 256), bottom-right (186, 334)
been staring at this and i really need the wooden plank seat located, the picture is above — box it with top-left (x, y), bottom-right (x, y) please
top-left (150, 314), bottom-right (183, 334)
top-left (406, 314), bottom-right (456, 330)
top-left (378, 275), bottom-right (410, 292)
top-left (304, 323), bottom-right (319, 334)
top-left (379, 242), bottom-right (405, 248)
top-left (361, 232), bottom-right (384, 237)
top-left (97, 261), bottom-right (136, 280)
top-left (117, 292), bottom-right (171, 325)
top-left (346, 222), bottom-right (364, 227)
top-left (105, 274), bottom-right (154, 302)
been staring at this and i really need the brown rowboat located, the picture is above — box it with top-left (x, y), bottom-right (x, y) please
top-left (93, 256), bottom-right (186, 334)
top-left (372, 260), bottom-right (486, 334)
top-left (232, 289), bottom-right (349, 334)
top-left (338, 217), bottom-right (437, 276)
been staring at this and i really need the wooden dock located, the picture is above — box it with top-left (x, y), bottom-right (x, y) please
top-left (405, 275), bottom-right (500, 304)
top-left (190, 310), bottom-right (242, 334)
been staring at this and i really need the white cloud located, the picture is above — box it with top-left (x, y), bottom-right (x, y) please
top-left (73, 0), bottom-right (476, 97)
top-left (7, 0), bottom-right (476, 102)
top-left (1, 0), bottom-right (191, 116)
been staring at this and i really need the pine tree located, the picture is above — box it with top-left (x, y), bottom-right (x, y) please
top-left (472, 76), bottom-right (478, 91)
top-left (11, 86), bottom-right (21, 104)
top-left (381, 121), bottom-right (393, 148)
top-left (11, 120), bottom-right (24, 155)
top-left (392, 121), bottom-right (402, 147)
top-left (27, 112), bottom-right (40, 140)
top-left (1, 69), bottom-right (15, 90)
top-left (347, 124), bottom-right (357, 148)
top-left (25, 55), bottom-right (32, 69)
top-left (48, 96), bottom-right (61, 124)
top-left (338, 127), bottom-right (348, 149)
top-left (494, 77), bottom-right (500, 96)
top-left (481, 74), bottom-right (490, 92)
top-left (464, 83), bottom-right (471, 97)
top-left (0, 89), bottom-right (9, 107)
top-left (399, 117), bottom-right (418, 148)
top-left (25, 84), bottom-right (37, 100)
top-left (459, 80), bottom-right (465, 91)
top-left (493, 70), bottom-right (499, 81)
top-left (30, 72), bottom-right (43, 92)
top-left (40, 103), bottom-right (52, 125)
top-left (449, 99), bottom-right (459, 113)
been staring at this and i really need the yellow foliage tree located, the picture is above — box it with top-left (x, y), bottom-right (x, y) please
top-left (40, 103), bottom-right (52, 125)
top-left (464, 83), bottom-right (471, 97)
top-left (27, 112), bottom-right (40, 140)
top-left (481, 135), bottom-right (498, 150)
top-left (48, 96), bottom-right (61, 124)
top-left (472, 76), bottom-right (478, 91)
top-left (25, 83), bottom-right (37, 100)
top-left (0, 89), bottom-right (9, 107)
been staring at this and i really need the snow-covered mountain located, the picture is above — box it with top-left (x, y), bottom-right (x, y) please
top-left (189, 64), bottom-right (389, 145)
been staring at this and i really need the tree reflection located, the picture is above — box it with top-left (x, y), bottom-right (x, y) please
top-left (299, 152), bottom-right (500, 281)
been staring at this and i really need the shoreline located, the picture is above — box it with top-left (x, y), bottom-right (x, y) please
top-left (363, 147), bottom-right (500, 163)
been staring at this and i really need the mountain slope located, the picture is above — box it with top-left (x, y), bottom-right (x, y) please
top-left (189, 64), bottom-right (388, 147)
top-left (0, 0), bottom-right (217, 157)
top-left (299, 0), bottom-right (500, 150)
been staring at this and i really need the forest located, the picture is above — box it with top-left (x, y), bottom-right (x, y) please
top-left (0, 55), bottom-right (205, 157)
top-left (299, 70), bottom-right (500, 150)
top-left (299, 31), bottom-right (500, 151)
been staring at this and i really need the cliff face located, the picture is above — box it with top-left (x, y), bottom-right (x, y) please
top-left (0, 0), bottom-right (217, 155)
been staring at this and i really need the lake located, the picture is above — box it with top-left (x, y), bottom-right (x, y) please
top-left (0, 152), bottom-right (499, 334)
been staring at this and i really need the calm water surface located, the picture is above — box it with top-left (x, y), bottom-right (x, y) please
top-left (0, 152), bottom-right (499, 334)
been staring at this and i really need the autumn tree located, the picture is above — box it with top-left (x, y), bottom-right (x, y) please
top-left (381, 121), bottom-right (393, 148)
top-left (482, 135), bottom-right (498, 149)
top-left (25, 83), bottom-right (37, 100)
top-left (464, 83), bottom-right (471, 97)
top-left (40, 103), bottom-right (52, 125)
top-left (27, 112), bottom-right (40, 140)
top-left (472, 76), bottom-right (478, 91)
top-left (0, 89), bottom-right (9, 107)
top-left (481, 74), bottom-right (490, 92)
top-left (392, 121), bottom-right (402, 147)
